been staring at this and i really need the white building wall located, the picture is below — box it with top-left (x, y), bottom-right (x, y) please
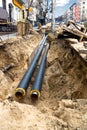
top-left (0, 1), bottom-right (3, 7)
top-left (80, 0), bottom-right (87, 20)
top-left (7, 0), bottom-right (21, 22)
top-left (6, 0), bottom-right (12, 12)
top-left (6, 0), bottom-right (14, 21)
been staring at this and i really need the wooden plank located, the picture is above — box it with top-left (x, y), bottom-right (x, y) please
top-left (79, 50), bottom-right (87, 54)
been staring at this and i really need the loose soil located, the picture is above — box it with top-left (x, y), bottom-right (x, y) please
top-left (0, 34), bottom-right (87, 130)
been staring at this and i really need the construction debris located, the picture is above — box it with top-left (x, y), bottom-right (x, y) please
top-left (56, 20), bottom-right (87, 42)
top-left (47, 32), bottom-right (56, 42)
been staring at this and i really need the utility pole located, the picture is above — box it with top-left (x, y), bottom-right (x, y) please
top-left (26, 0), bottom-right (34, 20)
top-left (51, 0), bottom-right (55, 33)
top-left (47, 0), bottom-right (49, 18)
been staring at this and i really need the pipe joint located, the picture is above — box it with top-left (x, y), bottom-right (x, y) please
top-left (15, 88), bottom-right (26, 99)
top-left (30, 90), bottom-right (40, 100)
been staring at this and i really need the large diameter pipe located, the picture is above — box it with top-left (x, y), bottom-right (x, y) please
top-left (30, 44), bottom-right (49, 100)
top-left (15, 35), bottom-right (47, 99)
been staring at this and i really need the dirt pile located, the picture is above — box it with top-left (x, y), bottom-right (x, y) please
top-left (0, 99), bottom-right (87, 130)
top-left (0, 35), bottom-right (87, 130)
top-left (47, 39), bottom-right (87, 100)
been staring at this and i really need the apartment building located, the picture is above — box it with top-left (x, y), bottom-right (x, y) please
top-left (79, 0), bottom-right (87, 21)
top-left (69, 3), bottom-right (80, 22)
top-left (67, 0), bottom-right (87, 22)
top-left (73, 4), bottom-right (80, 22)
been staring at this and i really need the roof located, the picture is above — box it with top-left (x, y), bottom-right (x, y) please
top-left (0, 7), bottom-right (8, 20)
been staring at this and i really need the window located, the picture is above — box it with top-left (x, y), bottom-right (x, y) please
top-left (8, 3), bottom-right (13, 22)
top-left (22, 10), bottom-right (25, 19)
top-left (83, 10), bottom-right (85, 14)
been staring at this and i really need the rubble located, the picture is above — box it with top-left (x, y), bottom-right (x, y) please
top-left (47, 32), bottom-right (56, 42)
top-left (57, 20), bottom-right (87, 42)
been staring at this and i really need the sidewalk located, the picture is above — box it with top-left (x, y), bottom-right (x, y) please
top-left (0, 32), bottom-right (17, 41)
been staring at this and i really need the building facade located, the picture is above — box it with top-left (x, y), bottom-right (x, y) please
top-left (0, 0), bottom-right (26, 24)
top-left (73, 4), bottom-right (80, 22)
top-left (79, 0), bottom-right (87, 21)
top-left (67, 0), bottom-right (87, 22)
top-left (68, 3), bottom-right (80, 22)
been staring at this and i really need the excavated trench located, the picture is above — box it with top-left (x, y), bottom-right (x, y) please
top-left (0, 34), bottom-right (87, 130)
top-left (0, 34), bottom-right (87, 103)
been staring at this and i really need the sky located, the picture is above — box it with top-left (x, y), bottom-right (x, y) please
top-left (22, 0), bottom-right (26, 2)
top-left (54, 0), bottom-right (77, 17)
top-left (22, 0), bottom-right (77, 17)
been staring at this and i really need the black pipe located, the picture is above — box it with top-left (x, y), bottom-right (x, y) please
top-left (2, 64), bottom-right (13, 73)
top-left (15, 35), bottom-right (47, 99)
top-left (30, 44), bottom-right (49, 101)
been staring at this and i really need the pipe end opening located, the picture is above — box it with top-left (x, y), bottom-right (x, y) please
top-left (31, 92), bottom-right (38, 101)
top-left (15, 90), bottom-right (24, 99)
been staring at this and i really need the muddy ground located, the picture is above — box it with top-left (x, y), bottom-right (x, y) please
top-left (0, 34), bottom-right (87, 130)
